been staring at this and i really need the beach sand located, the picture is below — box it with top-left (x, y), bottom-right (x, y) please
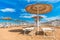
top-left (0, 26), bottom-right (60, 40)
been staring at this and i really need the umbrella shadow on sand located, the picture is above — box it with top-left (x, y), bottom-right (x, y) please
top-left (8, 29), bottom-right (31, 34)
top-left (8, 29), bottom-right (45, 35)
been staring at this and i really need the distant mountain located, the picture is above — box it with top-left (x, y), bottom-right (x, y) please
top-left (42, 19), bottom-right (60, 26)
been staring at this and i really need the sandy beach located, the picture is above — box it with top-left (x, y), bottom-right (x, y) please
top-left (0, 0), bottom-right (60, 40)
top-left (0, 26), bottom-right (60, 40)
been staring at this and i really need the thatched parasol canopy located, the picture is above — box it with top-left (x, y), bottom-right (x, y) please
top-left (32, 16), bottom-right (43, 21)
top-left (25, 4), bottom-right (52, 14)
top-left (32, 16), bottom-right (43, 25)
top-left (2, 17), bottom-right (12, 20)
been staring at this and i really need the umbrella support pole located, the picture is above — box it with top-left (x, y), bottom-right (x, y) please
top-left (36, 19), bottom-right (40, 34)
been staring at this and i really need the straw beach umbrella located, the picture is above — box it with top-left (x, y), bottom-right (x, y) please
top-left (25, 4), bottom-right (52, 35)
top-left (2, 17), bottom-right (12, 20)
top-left (26, 4), bottom-right (52, 14)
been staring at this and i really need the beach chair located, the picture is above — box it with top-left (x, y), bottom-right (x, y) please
top-left (23, 27), bottom-right (35, 35)
top-left (42, 27), bottom-right (56, 40)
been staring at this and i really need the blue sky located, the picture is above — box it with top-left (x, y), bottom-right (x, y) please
top-left (0, 0), bottom-right (60, 23)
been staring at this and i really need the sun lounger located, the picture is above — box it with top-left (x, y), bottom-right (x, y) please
top-left (23, 27), bottom-right (34, 31)
top-left (23, 27), bottom-right (35, 35)
top-left (42, 28), bottom-right (54, 31)
top-left (42, 28), bottom-right (56, 40)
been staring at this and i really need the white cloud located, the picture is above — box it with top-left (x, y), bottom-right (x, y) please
top-left (1, 17), bottom-right (11, 19)
top-left (21, 16), bottom-right (32, 18)
top-left (26, 0), bottom-right (60, 3)
top-left (39, 15), bottom-right (47, 18)
top-left (42, 16), bottom-right (60, 21)
top-left (39, 15), bottom-right (60, 23)
top-left (20, 14), bottom-right (37, 18)
top-left (27, 0), bottom-right (30, 2)
top-left (26, 0), bottom-right (36, 2)
top-left (20, 14), bottom-right (47, 18)
top-left (0, 8), bottom-right (15, 12)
